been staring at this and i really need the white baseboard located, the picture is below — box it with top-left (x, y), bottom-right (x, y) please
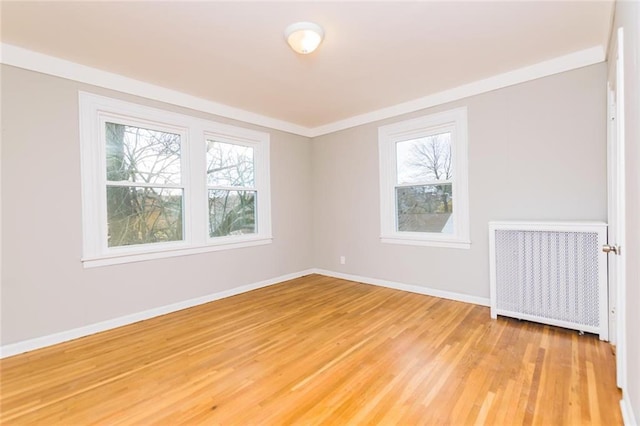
top-left (0, 268), bottom-right (489, 358)
top-left (311, 268), bottom-right (490, 307)
top-left (621, 394), bottom-right (638, 426)
top-left (0, 269), bottom-right (315, 359)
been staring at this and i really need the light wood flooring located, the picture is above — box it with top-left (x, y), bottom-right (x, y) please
top-left (0, 274), bottom-right (622, 424)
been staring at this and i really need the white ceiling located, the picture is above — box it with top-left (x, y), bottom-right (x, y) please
top-left (1, 1), bottom-right (614, 134)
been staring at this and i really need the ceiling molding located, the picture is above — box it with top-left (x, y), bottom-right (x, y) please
top-left (0, 43), bottom-right (313, 137)
top-left (1, 43), bottom-right (605, 139)
top-left (307, 46), bottom-right (605, 137)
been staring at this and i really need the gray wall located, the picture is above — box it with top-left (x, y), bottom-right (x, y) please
top-left (1, 65), bottom-right (314, 345)
top-left (311, 63), bottom-right (607, 299)
top-left (1, 62), bottom-right (610, 353)
top-left (613, 0), bottom-right (640, 421)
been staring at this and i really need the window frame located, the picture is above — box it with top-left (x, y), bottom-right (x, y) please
top-left (79, 92), bottom-right (272, 268)
top-left (202, 128), bottom-right (271, 246)
top-left (378, 107), bottom-right (470, 249)
top-left (100, 114), bottom-right (191, 253)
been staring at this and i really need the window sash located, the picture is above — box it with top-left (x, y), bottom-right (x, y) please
top-left (207, 184), bottom-right (257, 191)
top-left (106, 186), bottom-right (185, 248)
top-left (98, 116), bottom-right (189, 253)
top-left (208, 189), bottom-right (258, 237)
top-left (395, 180), bottom-right (453, 188)
top-left (395, 130), bottom-right (454, 185)
top-left (205, 139), bottom-right (256, 188)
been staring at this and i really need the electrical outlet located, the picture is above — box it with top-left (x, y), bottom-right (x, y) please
top-left (340, 256), bottom-right (346, 265)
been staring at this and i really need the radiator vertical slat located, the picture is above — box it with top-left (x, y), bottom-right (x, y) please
top-left (489, 221), bottom-right (608, 340)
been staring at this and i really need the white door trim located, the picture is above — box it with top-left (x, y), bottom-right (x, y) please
top-left (609, 27), bottom-right (627, 392)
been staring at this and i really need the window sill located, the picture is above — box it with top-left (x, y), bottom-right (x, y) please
top-left (82, 237), bottom-right (273, 268)
top-left (380, 236), bottom-right (471, 249)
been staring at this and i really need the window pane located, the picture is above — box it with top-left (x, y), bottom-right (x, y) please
top-left (207, 140), bottom-right (255, 187)
top-left (396, 184), bottom-right (453, 233)
top-left (106, 123), bottom-right (181, 185)
top-left (396, 132), bottom-right (452, 184)
top-left (107, 186), bottom-right (183, 247)
top-left (209, 190), bottom-right (256, 237)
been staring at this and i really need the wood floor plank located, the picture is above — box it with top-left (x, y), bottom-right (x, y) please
top-left (0, 274), bottom-right (622, 424)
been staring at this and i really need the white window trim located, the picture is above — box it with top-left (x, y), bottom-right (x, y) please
top-left (378, 107), bottom-right (470, 249)
top-left (79, 92), bottom-right (272, 268)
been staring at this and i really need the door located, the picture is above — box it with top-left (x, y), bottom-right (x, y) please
top-left (606, 27), bottom-right (626, 389)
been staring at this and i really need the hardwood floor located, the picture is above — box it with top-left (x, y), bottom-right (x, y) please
top-left (0, 274), bottom-right (621, 424)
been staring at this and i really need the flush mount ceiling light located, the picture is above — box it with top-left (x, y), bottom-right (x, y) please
top-left (284, 22), bottom-right (324, 54)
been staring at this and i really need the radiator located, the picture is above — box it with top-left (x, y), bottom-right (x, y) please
top-left (489, 221), bottom-right (608, 340)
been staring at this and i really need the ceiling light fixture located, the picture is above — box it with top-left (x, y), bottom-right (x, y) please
top-left (284, 22), bottom-right (324, 55)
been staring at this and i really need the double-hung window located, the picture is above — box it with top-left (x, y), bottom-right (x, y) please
top-left (205, 135), bottom-right (268, 241)
top-left (378, 107), bottom-right (470, 249)
top-left (80, 92), bottom-right (271, 267)
top-left (104, 120), bottom-right (186, 248)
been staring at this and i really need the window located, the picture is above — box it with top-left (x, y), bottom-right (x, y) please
top-left (206, 140), bottom-right (256, 237)
top-left (80, 92), bottom-right (271, 267)
top-left (378, 107), bottom-right (470, 249)
top-left (105, 121), bottom-right (185, 248)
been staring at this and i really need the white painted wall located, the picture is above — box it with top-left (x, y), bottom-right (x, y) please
top-left (0, 65), bottom-right (314, 345)
top-left (311, 64), bottom-right (607, 300)
top-left (612, 1), bottom-right (640, 424)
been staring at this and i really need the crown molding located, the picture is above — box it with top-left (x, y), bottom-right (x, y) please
top-left (0, 43), bottom-right (314, 137)
top-left (307, 46), bottom-right (605, 137)
top-left (1, 43), bottom-right (604, 138)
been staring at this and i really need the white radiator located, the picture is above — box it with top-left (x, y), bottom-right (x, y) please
top-left (489, 221), bottom-right (608, 340)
